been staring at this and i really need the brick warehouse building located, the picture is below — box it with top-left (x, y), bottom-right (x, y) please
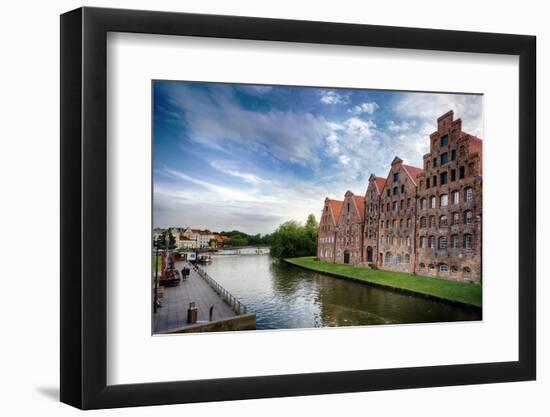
top-left (316, 111), bottom-right (482, 283)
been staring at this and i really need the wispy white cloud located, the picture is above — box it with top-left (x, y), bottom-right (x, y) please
top-left (387, 120), bottom-right (415, 132)
top-left (348, 102), bottom-right (379, 115)
top-left (319, 91), bottom-right (349, 105)
top-left (167, 85), bottom-right (329, 165)
top-left (393, 93), bottom-right (483, 137)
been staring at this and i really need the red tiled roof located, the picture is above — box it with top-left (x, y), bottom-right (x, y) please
top-left (179, 236), bottom-right (192, 241)
top-left (403, 164), bottom-right (424, 185)
top-left (353, 195), bottom-right (365, 222)
top-left (327, 199), bottom-right (343, 225)
top-left (375, 177), bottom-right (386, 194)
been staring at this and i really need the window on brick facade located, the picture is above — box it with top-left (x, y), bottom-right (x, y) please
top-left (464, 234), bottom-right (473, 249)
top-left (451, 149), bottom-right (456, 160)
top-left (452, 212), bottom-right (460, 225)
top-left (393, 186), bottom-right (398, 196)
top-left (405, 254), bottom-right (411, 263)
top-left (438, 236), bottom-right (447, 250)
top-left (429, 236), bottom-right (435, 249)
top-left (396, 254), bottom-right (403, 264)
top-left (465, 187), bottom-right (473, 201)
top-left (451, 169), bottom-right (456, 181)
top-left (407, 198), bottom-right (411, 208)
top-left (428, 263), bottom-right (435, 270)
top-left (407, 218), bottom-right (411, 228)
top-left (433, 175), bottom-right (437, 186)
top-left (441, 171), bottom-right (448, 185)
top-left (440, 264), bottom-right (449, 272)
top-left (463, 267), bottom-right (471, 277)
top-left (453, 190), bottom-right (459, 204)
top-left (440, 193), bottom-right (448, 207)
top-left (387, 189), bottom-right (390, 197)
top-left (451, 234), bottom-right (459, 248)
top-left (459, 166), bottom-right (465, 179)
top-left (419, 236), bottom-right (426, 248)
top-left (392, 219), bottom-right (397, 228)
top-left (426, 161), bottom-right (430, 171)
top-left (433, 158), bottom-right (437, 168)
top-left (420, 198), bottom-right (427, 210)
top-left (429, 216), bottom-right (435, 227)
top-left (399, 219), bottom-right (403, 228)
top-left (386, 220), bottom-right (389, 228)
top-left (407, 236), bottom-right (411, 247)
top-left (441, 152), bottom-right (448, 165)
top-left (420, 216), bottom-right (427, 228)
top-left (392, 201), bottom-right (397, 211)
top-left (430, 196), bottom-right (436, 208)
top-left (465, 210), bottom-right (473, 224)
top-left (393, 173), bottom-right (399, 183)
top-left (385, 252), bottom-right (392, 263)
top-left (451, 265), bottom-right (458, 273)
top-left (387, 202), bottom-right (390, 211)
top-left (440, 215), bottom-right (448, 227)
top-left (419, 262), bottom-right (425, 268)
top-left (426, 178), bottom-right (430, 188)
top-left (401, 184), bottom-right (405, 193)
top-left (440, 134), bottom-right (449, 146)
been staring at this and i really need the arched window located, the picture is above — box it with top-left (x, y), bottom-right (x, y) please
top-left (438, 236), bottom-right (447, 250)
top-left (392, 219), bottom-right (397, 228)
top-left (407, 218), bottom-right (411, 228)
top-left (419, 236), bottom-right (426, 248)
top-left (420, 217), bottom-right (427, 228)
top-left (452, 190), bottom-right (460, 204)
top-left (465, 187), bottom-right (473, 201)
top-left (464, 234), bottom-right (473, 249)
top-left (396, 254), bottom-right (403, 264)
top-left (464, 210), bottom-right (473, 224)
top-left (440, 215), bottom-right (448, 227)
top-left (463, 267), bottom-right (472, 278)
top-left (420, 198), bottom-right (427, 210)
top-left (419, 262), bottom-right (425, 269)
top-left (451, 265), bottom-right (458, 273)
top-left (385, 252), bottom-right (392, 264)
top-left (428, 263), bottom-right (435, 270)
top-left (439, 264), bottom-right (449, 273)
top-left (406, 236), bottom-right (411, 247)
top-left (429, 236), bottom-right (435, 249)
top-left (404, 254), bottom-right (410, 264)
top-left (430, 195), bottom-right (436, 208)
top-left (440, 193), bottom-right (448, 207)
top-left (429, 216), bottom-right (435, 227)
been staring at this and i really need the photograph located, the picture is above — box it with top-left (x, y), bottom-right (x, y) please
top-left (151, 80), bottom-right (483, 334)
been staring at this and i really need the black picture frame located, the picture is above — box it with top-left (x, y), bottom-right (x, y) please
top-left (60, 6), bottom-right (536, 410)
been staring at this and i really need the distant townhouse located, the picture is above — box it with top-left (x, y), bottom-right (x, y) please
top-left (317, 198), bottom-right (343, 262)
top-left (334, 191), bottom-right (365, 266)
top-left (316, 111), bottom-right (482, 283)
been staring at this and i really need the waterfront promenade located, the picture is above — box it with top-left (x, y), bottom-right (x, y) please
top-left (153, 261), bottom-right (237, 333)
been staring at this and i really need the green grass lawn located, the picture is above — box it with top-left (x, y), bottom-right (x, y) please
top-left (154, 255), bottom-right (162, 273)
top-left (284, 257), bottom-right (482, 308)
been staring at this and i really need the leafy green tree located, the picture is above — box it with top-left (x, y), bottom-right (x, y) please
top-left (269, 214), bottom-right (318, 259)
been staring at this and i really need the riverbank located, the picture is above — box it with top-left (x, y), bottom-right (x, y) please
top-left (284, 257), bottom-right (482, 308)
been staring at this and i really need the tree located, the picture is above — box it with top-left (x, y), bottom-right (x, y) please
top-left (305, 213), bottom-right (318, 230)
top-left (269, 214), bottom-right (318, 259)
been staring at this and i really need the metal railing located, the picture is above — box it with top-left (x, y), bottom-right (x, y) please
top-left (192, 264), bottom-right (249, 315)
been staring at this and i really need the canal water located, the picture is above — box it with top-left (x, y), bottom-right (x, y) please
top-left (201, 253), bottom-right (481, 330)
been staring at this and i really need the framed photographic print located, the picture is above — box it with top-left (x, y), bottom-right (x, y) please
top-left (60, 6), bottom-right (536, 409)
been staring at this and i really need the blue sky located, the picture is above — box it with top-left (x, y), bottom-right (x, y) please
top-left (153, 81), bottom-right (482, 234)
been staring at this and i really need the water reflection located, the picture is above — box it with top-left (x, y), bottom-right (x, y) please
top-left (202, 254), bottom-right (480, 330)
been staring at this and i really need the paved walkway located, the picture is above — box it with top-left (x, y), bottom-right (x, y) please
top-left (153, 261), bottom-right (236, 333)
